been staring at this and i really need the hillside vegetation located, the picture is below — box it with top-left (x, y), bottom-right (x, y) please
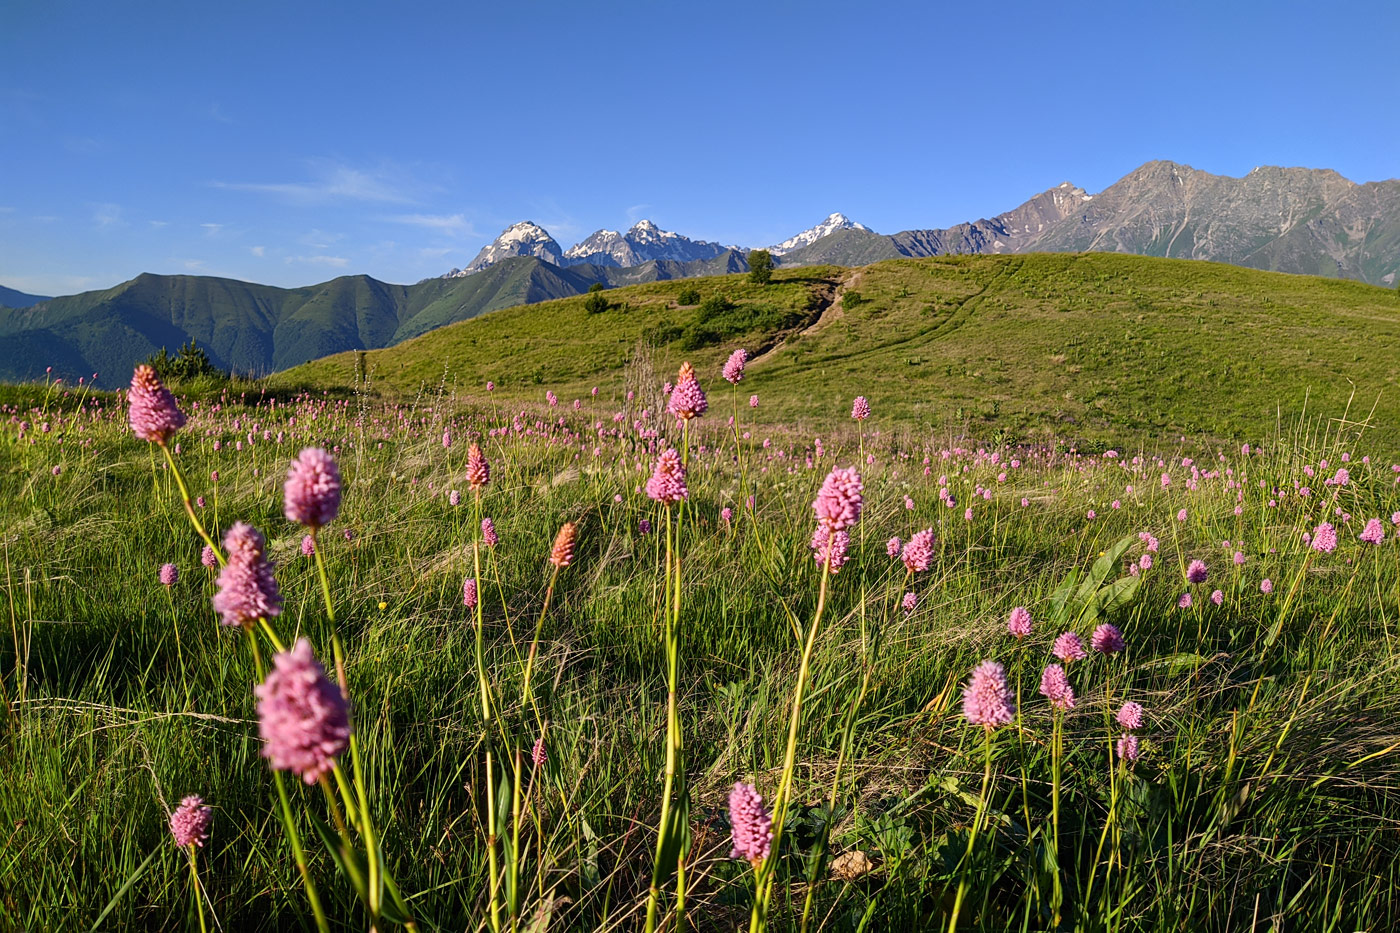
top-left (0, 254), bottom-right (749, 382)
top-left (280, 253), bottom-right (1400, 450)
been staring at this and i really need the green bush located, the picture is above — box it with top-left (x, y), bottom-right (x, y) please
top-left (676, 288), bottom-right (701, 306)
top-left (142, 339), bottom-right (224, 382)
top-left (748, 249), bottom-right (773, 285)
top-left (584, 292), bottom-right (608, 315)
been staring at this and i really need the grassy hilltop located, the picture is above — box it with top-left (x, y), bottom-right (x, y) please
top-left (280, 253), bottom-right (1400, 450)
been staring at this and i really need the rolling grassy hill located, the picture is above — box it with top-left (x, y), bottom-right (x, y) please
top-left (278, 253), bottom-right (1400, 449)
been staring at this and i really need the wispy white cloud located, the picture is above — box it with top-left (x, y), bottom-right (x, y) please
top-left (388, 213), bottom-right (477, 236)
top-left (0, 206), bottom-right (14, 213)
top-left (201, 223), bottom-right (224, 236)
top-left (183, 259), bottom-right (206, 271)
top-left (286, 255), bottom-right (350, 268)
top-left (206, 102), bottom-right (234, 124)
top-left (418, 247), bottom-right (454, 260)
top-left (92, 203), bottom-right (124, 229)
top-left (625, 203), bottom-right (652, 225)
top-left (250, 245), bottom-right (266, 257)
top-left (299, 229), bottom-right (344, 250)
top-left (214, 158), bottom-right (420, 205)
top-left (149, 220), bottom-right (168, 228)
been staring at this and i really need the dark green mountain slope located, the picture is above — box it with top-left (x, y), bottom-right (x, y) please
top-left (0, 253), bottom-right (755, 382)
top-left (0, 284), bottom-right (50, 308)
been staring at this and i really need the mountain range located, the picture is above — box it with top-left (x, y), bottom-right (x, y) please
top-left (2, 160), bottom-right (1397, 383)
top-left (454, 162), bottom-right (1400, 287)
top-left (0, 252), bottom-right (746, 382)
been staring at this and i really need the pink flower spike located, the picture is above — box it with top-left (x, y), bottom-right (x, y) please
top-left (212, 523), bottom-right (282, 629)
top-left (1116, 701), bottom-right (1144, 730)
top-left (284, 448), bottom-right (341, 529)
top-left (1039, 663), bottom-right (1076, 710)
top-left (722, 348), bottom-right (748, 384)
top-left (255, 638), bottom-right (352, 785)
top-left (645, 448), bottom-right (688, 504)
top-left (900, 528), bottom-right (935, 573)
top-left (1052, 631), bottom-right (1087, 663)
top-left (1007, 607), bottom-right (1032, 638)
top-left (962, 661), bottom-right (1015, 728)
top-left (1311, 522), bottom-right (1337, 553)
top-left (813, 467), bottom-right (863, 532)
top-left (127, 365), bottom-right (187, 445)
top-left (728, 782), bottom-right (773, 865)
top-left (1116, 733), bottom-right (1141, 762)
top-left (1090, 623), bottom-right (1125, 655)
top-left (169, 795), bottom-right (212, 848)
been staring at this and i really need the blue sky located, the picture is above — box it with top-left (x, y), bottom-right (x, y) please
top-left (2, 0), bottom-right (1397, 295)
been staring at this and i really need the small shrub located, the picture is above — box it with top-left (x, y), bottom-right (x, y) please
top-left (676, 288), bottom-right (701, 306)
top-left (748, 249), bottom-right (773, 285)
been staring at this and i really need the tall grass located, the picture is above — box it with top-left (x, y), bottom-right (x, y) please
top-left (2, 373), bottom-right (1400, 931)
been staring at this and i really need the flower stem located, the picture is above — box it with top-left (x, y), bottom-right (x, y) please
top-left (750, 529), bottom-right (835, 933)
top-left (947, 726), bottom-right (993, 932)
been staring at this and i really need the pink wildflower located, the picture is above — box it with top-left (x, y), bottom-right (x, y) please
top-left (212, 523), bottom-right (282, 628)
top-left (645, 448), bottom-right (688, 504)
top-left (962, 661), bottom-right (1016, 727)
top-left (722, 349), bottom-right (748, 384)
top-left (284, 448), bottom-right (341, 529)
top-left (255, 639), bottom-right (351, 785)
top-left (811, 526), bottom-right (850, 573)
top-left (1039, 664), bottom-right (1076, 711)
top-left (1052, 630), bottom-right (1087, 663)
top-left (1090, 623), bottom-right (1125, 655)
top-left (127, 365), bottom-right (186, 444)
top-left (728, 782), bottom-right (773, 865)
top-left (901, 528), bottom-right (935, 573)
top-left (1359, 518), bottom-right (1386, 545)
top-left (813, 467), bottom-right (863, 532)
top-left (1116, 733), bottom-right (1141, 762)
top-left (466, 443), bottom-right (490, 491)
top-left (1311, 522), bottom-right (1337, 553)
top-left (169, 795), bottom-right (212, 848)
top-left (1007, 606), bottom-right (1032, 638)
top-left (667, 362), bottom-right (707, 420)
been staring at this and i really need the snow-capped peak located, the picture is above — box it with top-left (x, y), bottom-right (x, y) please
top-left (769, 213), bottom-right (871, 255)
top-left (458, 221), bottom-right (563, 275)
top-left (561, 220), bottom-right (729, 268)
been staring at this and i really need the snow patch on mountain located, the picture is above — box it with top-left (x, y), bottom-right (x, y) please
top-left (562, 220), bottom-right (730, 268)
top-left (769, 213), bottom-right (871, 255)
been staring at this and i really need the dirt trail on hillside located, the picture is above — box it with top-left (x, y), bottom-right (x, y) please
top-left (750, 270), bottom-right (857, 365)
